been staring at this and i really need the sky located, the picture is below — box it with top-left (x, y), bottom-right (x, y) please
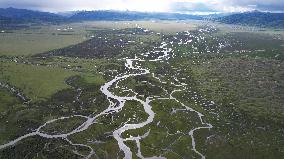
top-left (0, 0), bottom-right (283, 14)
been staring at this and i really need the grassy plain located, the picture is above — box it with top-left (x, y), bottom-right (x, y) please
top-left (0, 56), bottom-right (106, 102)
top-left (79, 20), bottom-right (200, 33)
top-left (0, 61), bottom-right (78, 101)
top-left (0, 23), bottom-right (90, 56)
top-left (212, 22), bottom-right (284, 38)
top-left (0, 20), bottom-right (201, 56)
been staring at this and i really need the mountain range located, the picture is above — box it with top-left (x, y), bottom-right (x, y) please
top-left (0, 7), bottom-right (65, 23)
top-left (216, 11), bottom-right (284, 28)
top-left (0, 7), bottom-right (283, 28)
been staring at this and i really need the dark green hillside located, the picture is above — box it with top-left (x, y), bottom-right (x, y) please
top-left (217, 11), bottom-right (284, 28)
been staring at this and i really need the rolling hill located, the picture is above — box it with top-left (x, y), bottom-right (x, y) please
top-left (217, 11), bottom-right (284, 28)
top-left (0, 7), bottom-right (66, 24)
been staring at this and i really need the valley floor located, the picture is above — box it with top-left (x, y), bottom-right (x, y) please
top-left (0, 21), bottom-right (283, 159)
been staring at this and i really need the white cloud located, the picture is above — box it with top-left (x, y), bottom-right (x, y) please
top-left (0, 0), bottom-right (172, 12)
top-left (0, 0), bottom-right (283, 13)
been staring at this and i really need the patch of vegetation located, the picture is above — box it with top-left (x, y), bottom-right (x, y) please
top-left (0, 61), bottom-right (78, 101)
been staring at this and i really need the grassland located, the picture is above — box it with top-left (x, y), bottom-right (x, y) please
top-left (0, 20), bottom-right (196, 56)
top-left (0, 56), bottom-right (107, 102)
top-left (77, 20), bottom-right (200, 34)
top-left (0, 23), bottom-right (90, 56)
top-left (212, 22), bottom-right (284, 38)
top-left (0, 60), bottom-right (78, 101)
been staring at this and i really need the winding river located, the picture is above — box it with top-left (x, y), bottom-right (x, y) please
top-left (0, 31), bottom-right (213, 159)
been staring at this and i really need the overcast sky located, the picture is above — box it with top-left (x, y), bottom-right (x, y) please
top-left (0, 0), bottom-right (283, 13)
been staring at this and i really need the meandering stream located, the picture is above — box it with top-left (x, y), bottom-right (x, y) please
top-left (0, 31), bottom-right (213, 159)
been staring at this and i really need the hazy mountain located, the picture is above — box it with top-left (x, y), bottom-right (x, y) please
top-left (57, 11), bottom-right (80, 17)
top-left (0, 7), bottom-right (65, 23)
top-left (217, 11), bottom-right (284, 28)
top-left (0, 8), bottom-right (203, 26)
top-left (201, 13), bottom-right (232, 20)
top-left (0, 15), bottom-right (11, 21)
top-left (70, 10), bottom-right (203, 21)
top-left (1, 7), bottom-right (283, 29)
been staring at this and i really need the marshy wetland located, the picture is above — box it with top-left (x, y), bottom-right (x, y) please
top-left (0, 20), bottom-right (283, 159)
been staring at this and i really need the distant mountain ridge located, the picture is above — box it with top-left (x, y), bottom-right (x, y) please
top-left (70, 10), bottom-right (203, 20)
top-left (0, 7), bottom-right (203, 22)
top-left (0, 7), bottom-right (65, 23)
top-left (0, 8), bottom-right (283, 29)
top-left (216, 11), bottom-right (284, 28)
